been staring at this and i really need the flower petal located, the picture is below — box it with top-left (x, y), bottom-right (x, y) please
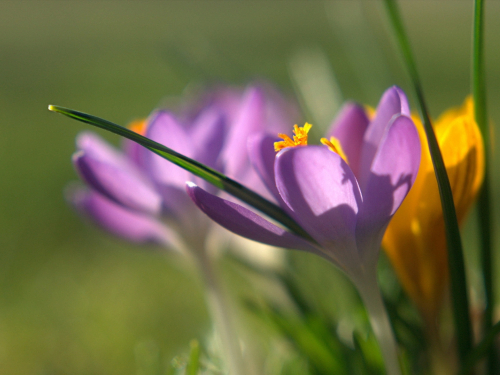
top-left (359, 86), bottom-right (410, 187)
top-left (190, 107), bottom-right (226, 168)
top-left (74, 132), bottom-right (161, 214)
top-left (356, 115), bottom-right (420, 262)
top-left (248, 133), bottom-right (283, 202)
top-left (186, 183), bottom-right (316, 252)
top-left (144, 111), bottom-right (193, 188)
top-left (326, 103), bottom-right (370, 178)
top-left (222, 86), bottom-right (265, 179)
top-left (435, 100), bottom-right (484, 220)
top-left (70, 188), bottom-right (174, 247)
top-left (275, 146), bottom-right (361, 250)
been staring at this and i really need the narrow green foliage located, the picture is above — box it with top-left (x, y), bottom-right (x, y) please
top-left (49, 105), bottom-right (314, 242)
top-left (459, 320), bottom-right (500, 375)
top-left (472, 1), bottom-right (496, 373)
top-left (245, 271), bottom-right (387, 375)
top-left (185, 340), bottom-right (201, 375)
top-left (384, 0), bottom-right (473, 362)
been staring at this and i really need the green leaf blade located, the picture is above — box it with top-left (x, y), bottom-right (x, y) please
top-left (472, 1), bottom-right (495, 373)
top-left (49, 105), bottom-right (314, 243)
top-left (383, 0), bottom-right (473, 363)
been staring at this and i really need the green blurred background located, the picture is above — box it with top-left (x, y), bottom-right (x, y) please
top-left (1, 1), bottom-right (500, 374)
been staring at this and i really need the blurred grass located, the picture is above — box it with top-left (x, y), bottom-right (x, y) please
top-left (0, 1), bottom-right (499, 374)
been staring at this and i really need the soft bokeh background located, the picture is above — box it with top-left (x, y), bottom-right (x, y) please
top-left (1, 1), bottom-right (500, 374)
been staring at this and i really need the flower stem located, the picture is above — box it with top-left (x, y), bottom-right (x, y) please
top-left (356, 274), bottom-right (401, 375)
top-left (197, 251), bottom-right (247, 375)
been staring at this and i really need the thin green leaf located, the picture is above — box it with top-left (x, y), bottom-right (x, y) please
top-left (383, 0), bottom-right (473, 362)
top-left (49, 105), bottom-right (314, 242)
top-left (472, 1), bottom-right (495, 373)
top-left (186, 340), bottom-right (201, 375)
top-left (459, 320), bottom-right (500, 375)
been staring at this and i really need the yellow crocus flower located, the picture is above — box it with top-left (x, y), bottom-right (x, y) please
top-left (382, 97), bottom-right (484, 325)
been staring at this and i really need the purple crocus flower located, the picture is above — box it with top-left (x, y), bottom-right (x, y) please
top-left (187, 86), bottom-right (421, 375)
top-left (68, 84), bottom-right (296, 253)
top-left (187, 86), bottom-right (420, 284)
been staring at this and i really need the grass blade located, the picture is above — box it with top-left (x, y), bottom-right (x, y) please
top-left (383, 0), bottom-right (473, 362)
top-left (49, 105), bottom-right (314, 242)
top-left (459, 321), bottom-right (500, 375)
top-left (472, 0), bottom-right (495, 373)
top-left (186, 340), bottom-right (201, 375)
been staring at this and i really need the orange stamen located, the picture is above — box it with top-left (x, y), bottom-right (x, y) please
top-left (274, 123), bottom-right (312, 152)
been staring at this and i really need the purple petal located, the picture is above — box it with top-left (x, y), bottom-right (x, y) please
top-left (190, 107), bottom-right (226, 168)
top-left (222, 86), bottom-right (265, 179)
top-left (326, 103), bottom-right (370, 179)
top-left (74, 133), bottom-right (161, 214)
top-left (275, 146), bottom-right (361, 248)
top-left (144, 111), bottom-right (193, 189)
top-left (70, 188), bottom-right (173, 246)
top-left (359, 86), bottom-right (410, 188)
top-left (257, 82), bottom-right (300, 134)
top-left (248, 133), bottom-right (282, 202)
top-left (123, 138), bottom-right (145, 168)
top-left (356, 115), bottom-right (420, 259)
top-left (186, 183), bottom-right (316, 252)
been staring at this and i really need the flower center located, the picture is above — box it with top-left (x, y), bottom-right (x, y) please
top-left (274, 123), bottom-right (349, 164)
top-left (274, 123), bottom-right (312, 152)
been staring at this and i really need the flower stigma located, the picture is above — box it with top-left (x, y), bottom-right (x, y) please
top-left (274, 123), bottom-right (312, 152)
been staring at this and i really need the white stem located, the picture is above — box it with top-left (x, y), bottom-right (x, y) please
top-left (356, 273), bottom-right (401, 375)
top-left (197, 252), bottom-right (247, 375)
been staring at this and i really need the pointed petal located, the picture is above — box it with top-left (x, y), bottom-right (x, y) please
top-left (275, 146), bottom-right (361, 249)
top-left (190, 107), bottom-right (226, 168)
top-left (74, 132), bottom-right (161, 214)
top-left (248, 133), bottom-right (282, 202)
top-left (186, 183), bottom-right (316, 252)
top-left (357, 115), bottom-right (420, 262)
top-left (144, 111), bottom-right (193, 188)
top-left (258, 82), bottom-right (301, 134)
top-left (435, 101), bottom-right (484, 221)
top-left (222, 87), bottom-right (265, 178)
top-left (70, 188), bottom-right (173, 247)
top-left (326, 103), bottom-right (370, 178)
top-left (359, 86), bottom-right (410, 187)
